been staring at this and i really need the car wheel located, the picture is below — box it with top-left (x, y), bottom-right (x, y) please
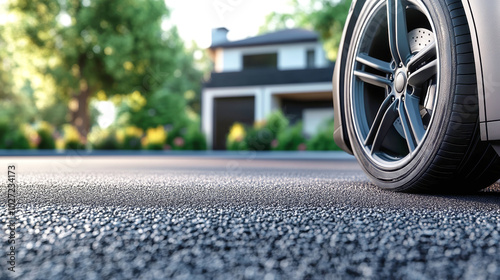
top-left (343, 0), bottom-right (500, 192)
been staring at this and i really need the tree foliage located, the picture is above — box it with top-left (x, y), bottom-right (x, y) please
top-left (0, 25), bottom-right (37, 125)
top-left (261, 0), bottom-right (352, 60)
top-left (8, 0), bottom-right (202, 137)
top-left (0, 26), bottom-right (13, 101)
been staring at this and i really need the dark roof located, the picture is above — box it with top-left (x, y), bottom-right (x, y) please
top-left (203, 67), bottom-right (334, 88)
top-left (210, 28), bottom-right (319, 49)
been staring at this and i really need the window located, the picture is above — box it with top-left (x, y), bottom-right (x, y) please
top-left (243, 53), bottom-right (277, 69)
top-left (306, 49), bottom-right (315, 68)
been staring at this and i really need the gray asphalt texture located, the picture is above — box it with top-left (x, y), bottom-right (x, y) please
top-left (1, 156), bottom-right (500, 280)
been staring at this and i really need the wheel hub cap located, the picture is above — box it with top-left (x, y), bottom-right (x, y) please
top-left (394, 71), bottom-right (407, 93)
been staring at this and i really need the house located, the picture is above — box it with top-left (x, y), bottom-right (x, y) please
top-left (202, 27), bottom-right (334, 150)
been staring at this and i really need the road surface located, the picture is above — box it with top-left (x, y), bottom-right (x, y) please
top-left (1, 155), bottom-right (500, 279)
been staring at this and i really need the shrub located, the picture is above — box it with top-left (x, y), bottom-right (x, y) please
top-left (183, 126), bottom-right (207, 150)
top-left (273, 122), bottom-right (307, 151)
top-left (142, 126), bottom-right (167, 150)
top-left (245, 126), bottom-right (274, 151)
top-left (89, 129), bottom-right (120, 150)
top-left (3, 127), bottom-right (30, 149)
top-left (165, 125), bottom-right (184, 150)
top-left (0, 121), bottom-right (31, 149)
top-left (307, 119), bottom-right (342, 151)
top-left (0, 120), bottom-right (9, 149)
top-left (265, 111), bottom-right (289, 139)
top-left (62, 124), bottom-right (85, 150)
top-left (37, 122), bottom-right (56, 150)
top-left (118, 126), bottom-right (143, 150)
top-left (165, 123), bottom-right (207, 151)
top-left (245, 111), bottom-right (290, 151)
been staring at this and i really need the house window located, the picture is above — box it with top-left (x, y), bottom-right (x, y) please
top-left (243, 53), bottom-right (277, 69)
top-left (306, 49), bottom-right (315, 68)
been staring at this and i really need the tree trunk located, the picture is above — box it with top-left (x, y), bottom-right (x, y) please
top-left (70, 86), bottom-right (91, 141)
top-left (70, 55), bottom-right (91, 141)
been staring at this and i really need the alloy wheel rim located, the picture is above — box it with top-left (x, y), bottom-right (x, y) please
top-left (350, 0), bottom-right (439, 169)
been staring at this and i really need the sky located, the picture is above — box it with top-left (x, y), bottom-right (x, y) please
top-left (165, 0), bottom-right (292, 48)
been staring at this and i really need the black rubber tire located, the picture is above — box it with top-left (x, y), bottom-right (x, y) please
top-left (344, 0), bottom-right (500, 193)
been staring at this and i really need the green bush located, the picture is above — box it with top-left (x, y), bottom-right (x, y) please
top-left (0, 120), bottom-right (9, 149)
top-left (37, 122), bottom-right (56, 150)
top-left (91, 130), bottom-right (120, 150)
top-left (3, 128), bottom-right (30, 149)
top-left (165, 123), bottom-right (207, 151)
top-left (166, 125), bottom-right (183, 150)
top-left (242, 111), bottom-right (289, 151)
top-left (227, 139), bottom-right (247, 151)
top-left (62, 125), bottom-right (85, 150)
top-left (245, 126), bottom-right (274, 151)
top-left (119, 126), bottom-right (143, 150)
top-left (307, 119), bottom-right (342, 151)
top-left (273, 122), bottom-right (307, 151)
top-left (264, 111), bottom-right (288, 139)
top-left (65, 140), bottom-right (85, 150)
top-left (183, 126), bottom-right (207, 150)
top-left (122, 135), bottom-right (142, 150)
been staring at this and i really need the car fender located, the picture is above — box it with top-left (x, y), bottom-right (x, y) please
top-left (461, 0), bottom-right (500, 141)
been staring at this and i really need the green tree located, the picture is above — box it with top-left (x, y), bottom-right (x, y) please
top-left (0, 26), bottom-right (12, 102)
top-left (261, 0), bottom-right (352, 59)
top-left (0, 25), bottom-right (37, 125)
top-left (8, 0), bottom-right (198, 137)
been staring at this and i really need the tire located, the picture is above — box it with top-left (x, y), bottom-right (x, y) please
top-left (342, 0), bottom-right (500, 192)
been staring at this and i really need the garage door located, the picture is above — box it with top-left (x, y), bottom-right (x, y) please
top-left (213, 96), bottom-right (255, 150)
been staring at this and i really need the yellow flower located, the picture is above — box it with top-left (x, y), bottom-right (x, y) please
top-left (125, 126), bottom-right (143, 138)
top-left (228, 123), bottom-right (246, 143)
top-left (144, 126), bottom-right (167, 146)
top-left (96, 90), bottom-right (107, 101)
top-left (128, 91), bottom-right (146, 112)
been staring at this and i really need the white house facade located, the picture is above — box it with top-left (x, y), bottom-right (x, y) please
top-left (203, 28), bottom-right (334, 150)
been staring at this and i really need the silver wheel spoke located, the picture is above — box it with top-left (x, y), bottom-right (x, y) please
top-left (387, 0), bottom-right (411, 65)
top-left (354, 70), bottom-right (392, 88)
top-left (370, 100), bottom-right (399, 154)
top-left (404, 94), bottom-right (425, 143)
top-left (408, 59), bottom-right (437, 86)
top-left (365, 95), bottom-right (395, 146)
top-left (356, 53), bottom-right (393, 74)
top-left (398, 99), bottom-right (417, 152)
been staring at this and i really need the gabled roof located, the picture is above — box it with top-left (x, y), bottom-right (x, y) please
top-left (210, 28), bottom-right (319, 49)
